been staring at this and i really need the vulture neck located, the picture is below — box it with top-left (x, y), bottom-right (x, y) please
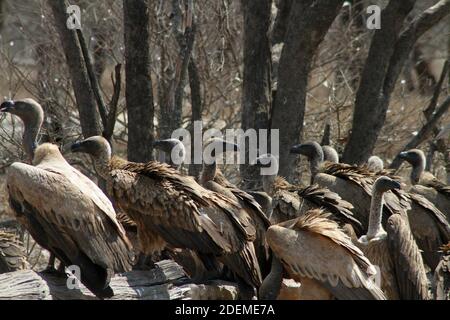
top-left (262, 174), bottom-right (277, 196)
top-left (93, 148), bottom-right (112, 180)
top-left (23, 118), bottom-right (41, 163)
top-left (308, 154), bottom-right (322, 184)
top-left (367, 189), bottom-right (385, 240)
top-left (200, 161), bottom-right (217, 185)
top-left (260, 256), bottom-right (283, 300)
top-left (410, 160), bottom-right (425, 185)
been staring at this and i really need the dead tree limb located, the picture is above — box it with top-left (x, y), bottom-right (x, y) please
top-left (0, 260), bottom-right (239, 300)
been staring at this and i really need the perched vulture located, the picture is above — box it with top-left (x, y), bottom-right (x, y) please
top-left (155, 137), bottom-right (272, 278)
top-left (356, 176), bottom-right (429, 300)
top-left (1, 99), bottom-right (134, 298)
top-left (264, 209), bottom-right (386, 300)
top-left (0, 230), bottom-right (29, 273)
top-left (291, 141), bottom-right (450, 270)
top-left (399, 148), bottom-right (450, 221)
top-left (71, 136), bottom-right (262, 294)
top-left (252, 154), bottom-right (362, 234)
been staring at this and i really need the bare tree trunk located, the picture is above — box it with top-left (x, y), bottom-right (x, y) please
top-left (240, 0), bottom-right (272, 189)
top-left (271, 0), bottom-right (292, 45)
top-left (48, 0), bottom-right (101, 137)
top-left (159, 0), bottom-right (195, 140)
top-left (343, 0), bottom-right (450, 164)
top-left (123, 0), bottom-right (155, 162)
top-left (271, 0), bottom-right (344, 179)
top-left (188, 58), bottom-right (203, 179)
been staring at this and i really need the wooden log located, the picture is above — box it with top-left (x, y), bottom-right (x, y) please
top-left (0, 260), bottom-right (239, 300)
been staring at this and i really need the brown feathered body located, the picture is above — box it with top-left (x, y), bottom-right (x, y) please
top-left (316, 162), bottom-right (450, 270)
top-left (202, 169), bottom-right (272, 278)
top-left (6, 144), bottom-right (134, 298)
top-left (106, 156), bottom-right (262, 288)
top-left (0, 230), bottom-right (29, 273)
top-left (267, 176), bottom-right (362, 234)
top-left (267, 209), bottom-right (386, 300)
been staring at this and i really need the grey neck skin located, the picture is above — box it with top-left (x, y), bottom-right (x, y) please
top-left (410, 159), bottom-right (425, 185)
top-left (366, 190), bottom-right (386, 240)
top-left (92, 147), bottom-right (112, 180)
top-left (22, 120), bottom-right (41, 163)
top-left (259, 256), bottom-right (283, 300)
top-left (200, 161), bottom-right (217, 185)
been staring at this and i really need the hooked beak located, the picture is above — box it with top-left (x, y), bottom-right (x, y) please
top-left (0, 100), bottom-right (14, 113)
top-left (391, 180), bottom-right (402, 190)
top-left (290, 144), bottom-right (303, 154)
top-left (70, 141), bottom-right (83, 153)
top-left (398, 151), bottom-right (409, 160)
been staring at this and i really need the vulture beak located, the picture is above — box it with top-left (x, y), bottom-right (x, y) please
top-left (398, 151), bottom-right (409, 160)
top-left (289, 144), bottom-right (303, 154)
top-left (391, 180), bottom-right (402, 190)
top-left (70, 141), bottom-right (83, 153)
top-left (0, 100), bottom-right (15, 113)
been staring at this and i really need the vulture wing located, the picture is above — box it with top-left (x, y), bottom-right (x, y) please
top-left (6, 162), bottom-right (134, 298)
top-left (108, 160), bottom-right (262, 287)
top-left (267, 209), bottom-right (386, 300)
top-left (386, 214), bottom-right (430, 300)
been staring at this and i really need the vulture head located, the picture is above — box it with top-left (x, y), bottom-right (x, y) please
top-left (373, 176), bottom-right (401, 194)
top-left (204, 137), bottom-right (239, 158)
top-left (289, 141), bottom-right (324, 162)
top-left (0, 98), bottom-right (44, 161)
top-left (153, 138), bottom-right (186, 167)
top-left (71, 135), bottom-right (111, 159)
top-left (398, 149), bottom-right (426, 168)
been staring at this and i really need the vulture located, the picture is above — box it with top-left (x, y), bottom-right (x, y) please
top-left (322, 145), bottom-right (339, 163)
top-left (154, 137), bottom-right (272, 278)
top-left (70, 135), bottom-right (262, 295)
top-left (1, 99), bottom-right (134, 298)
top-left (434, 242), bottom-right (450, 300)
top-left (291, 141), bottom-right (450, 271)
top-left (356, 176), bottom-right (429, 300)
top-left (399, 148), bottom-right (450, 221)
top-left (263, 209), bottom-right (386, 300)
top-left (153, 138), bottom-right (186, 170)
top-left (0, 230), bottom-right (29, 273)
top-left (252, 154), bottom-right (362, 234)
top-left (367, 155), bottom-right (384, 173)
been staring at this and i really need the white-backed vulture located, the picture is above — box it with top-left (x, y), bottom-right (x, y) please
top-left (291, 141), bottom-right (450, 270)
top-left (367, 155), bottom-right (384, 173)
top-left (70, 136), bottom-right (262, 293)
top-left (264, 209), bottom-right (386, 300)
top-left (155, 137), bottom-right (272, 279)
top-left (434, 242), bottom-right (450, 300)
top-left (252, 154), bottom-right (362, 234)
top-left (356, 176), bottom-right (429, 300)
top-left (153, 138), bottom-right (186, 171)
top-left (399, 148), bottom-right (450, 221)
top-left (1, 99), bottom-right (134, 298)
top-left (322, 145), bottom-right (339, 163)
top-left (0, 230), bottom-right (29, 273)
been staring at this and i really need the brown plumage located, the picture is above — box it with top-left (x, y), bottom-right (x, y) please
top-left (0, 230), bottom-right (29, 273)
top-left (266, 209), bottom-right (386, 300)
top-left (400, 148), bottom-right (450, 222)
top-left (7, 144), bottom-right (134, 298)
top-left (71, 136), bottom-right (262, 291)
top-left (356, 176), bottom-right (429, 300)
top-left (293, 142), bottom-right (450, 271)
top-left (254, 154), bottom-right (362, 233)
top-left (1, 99), bottom-right (134, 298)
